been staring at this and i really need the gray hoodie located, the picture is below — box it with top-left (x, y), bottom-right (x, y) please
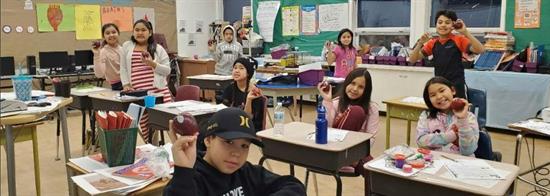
top-left (210, 25), bottom-right (243, 75)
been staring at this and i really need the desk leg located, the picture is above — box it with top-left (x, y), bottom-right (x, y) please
top-left (511, 133), bottom-right (523, 195)
top-left (4, 125), bottom-right (17, 196)
top-left (59, 107), bottom-right (75, 196)
top-left (40, 78), bottom-right (45, 90)
top-left (385, 106), bottom-right (391, 149)
top-left (299, 95), bottom-right (303, 121)
top-left (406, 120), bottom-right (411, 146)
top-left (89, 109), bottom-right (96, 148)
top-left (81, 110), bottom-right (86, 155)
top-left (333, 175), bottom-right (342, 196)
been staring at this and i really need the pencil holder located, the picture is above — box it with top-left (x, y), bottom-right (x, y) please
top-left (98, 127), bottom-right (138, 167)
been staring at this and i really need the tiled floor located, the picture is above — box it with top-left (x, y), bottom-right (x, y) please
top-left (1, 104), bottom-right (549, 196)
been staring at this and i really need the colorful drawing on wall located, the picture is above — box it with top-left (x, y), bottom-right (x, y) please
top-left (133, 7), bottom-right (155, 29)
top-left (75, 5), bottom-right (102, 40)
top-left (101, 6), bottom-right (133, 32)
top-left (36, 3), bottom-right (75, 32)
top-left (514, 0), bottom-right (541, 28)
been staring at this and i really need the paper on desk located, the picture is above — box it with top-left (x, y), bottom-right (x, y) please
top-left (156, 100), bottom-right (202, 108)
top-left (366, 157), bottom-right (422, 177)
top-left (419, 159), bottom-right (448, 175)
top-left (0, 90), bottom-right (54, 100)
top-left (444, 159), bottom-right (504, 180)
top-left (298, 62), bottom-right (323, 73)
top-left (306, 128), bottom-right (348, 142)
top-left (177, 103), bottom-right (227, 115)
top-left (72, 86), bottom-right (106, 93)
top-left (440, 167), bottom-right (510, 189)
top-left (510, 120), bottom-right (550, 136)
top-left (188, 74), bottom-right (232, 80)
top-left (71, 173), bottom-right (132, 195)
top-left (325, 77), bottom-right (345, 84)
top-left (69, 156), bottom-right (109, 173)
top-left (401, 96), bottom-right (425, 104)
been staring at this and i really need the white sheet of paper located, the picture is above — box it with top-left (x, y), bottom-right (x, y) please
top-left (510, 120), bottom-right (550, 136)
top-left (318, 3), bottom-right (348, 32)
top-left (445, 159), bottom-right (504, 180)
top-left (306, 128), bottom-right (349, 142)
top-left (366, 157), bottom-right (422, 177)
top-left (256, 1), bottom-right (280, 42)
top-left (401, 96), bottom-right (425, 104)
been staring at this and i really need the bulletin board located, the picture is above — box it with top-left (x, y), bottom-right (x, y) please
top-left (252, 0), bottom-right (349, 56)
top-left (505, 0), bottom-right (549, 62)
top-left (0, 0), bottom-right (177, 68)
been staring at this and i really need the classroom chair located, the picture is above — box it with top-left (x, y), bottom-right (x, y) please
top-left (175, 85), bottom-right (201, 101)
top-left (1, 121), bottom-right (44, 196)
top-left (468, 88), bottom-right (502, 162)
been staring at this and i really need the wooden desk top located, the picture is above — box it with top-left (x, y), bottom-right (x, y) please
top-left (382, 96), bottom-right (428, 110)
top-left (365, 149), bottom-right (519, 196)
top-left (66, 162), bottom-right (168, 196)
top-left (257, 122), bottom-right (373, 152)
top-left (0, 97), bottom-right (73, 125)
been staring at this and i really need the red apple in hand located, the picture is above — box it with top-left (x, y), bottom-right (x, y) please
top-left (320, 81), bottom-right (330, 93)
top-left (172, 113), bottom-right (199, 136)
top-left (92, 41), bottom-right (101, 48)
top-left (453, 21), bottom-right (463, 29)
top-left (141, 51), bottom-right (150, 59)
top-left (449, 98), bottom-right (466, 111)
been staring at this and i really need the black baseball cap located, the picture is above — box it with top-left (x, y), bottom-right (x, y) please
top-left (204, 107), bottom-right (263, 147)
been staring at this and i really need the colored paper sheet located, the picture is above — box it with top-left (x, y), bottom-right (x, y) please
top-left (282, 6), bottom-right (300, 36)
top-left (75, 5), bottom-right (102, 40)
top-left (36, 3), bottom-right (75, 32)
top-left (101, 6), bottom-right (133, 32)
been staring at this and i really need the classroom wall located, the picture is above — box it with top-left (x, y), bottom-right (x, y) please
top-left (0, 0), bottom-right (177, 68)
top-left (223, 0), bottom-right (250, 24)
top-left (505, 0), bottom-right (550, 64)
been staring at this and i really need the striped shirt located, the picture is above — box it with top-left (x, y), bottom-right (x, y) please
top-left (131, 50), bottom-right (172, 142)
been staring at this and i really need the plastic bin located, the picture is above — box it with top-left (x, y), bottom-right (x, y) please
top-left (98, 127), bottom-right (138, 167)
top-left (12, 75), bottom-right (32, 101)
top-left (298, 69), bottom-right (324, 85)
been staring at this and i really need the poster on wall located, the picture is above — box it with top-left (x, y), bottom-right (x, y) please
top-left (300, 5), bottom-right (318, 35)
top-left (514, 0), bottom-right (540, 28)
top-left (36, 3), bottom-right (75, 32)
top-left (133, 7), bottom-right (155, 29)
top-left (242, 6), bottom-right (251, 25)
top-left (282, 6), bottom-right (300, 36)
top-left (256, 1), bottom-right (280, 42)
top-left (101, 6), bottom-right (133, 32)
top-left (318, 3), bottom-right (348, 32)
top-left (75, 5), bottom-right (102, 40)
top-left (178, 20), bottom-right (187, 33)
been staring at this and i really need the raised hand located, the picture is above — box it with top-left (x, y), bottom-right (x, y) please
top-left (168, 120), bottom-right (199, 168)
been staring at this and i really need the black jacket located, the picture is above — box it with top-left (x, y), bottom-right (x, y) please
top-left (222, 82), bottom-right (265, 131)
top-left (163, 155), bottom-right (306, 196)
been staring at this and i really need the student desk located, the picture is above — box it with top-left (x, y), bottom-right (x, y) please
top-left (1, 97), bottom-right (74, 196)
top-left (146, 101), bottom-right (220, 143)
top-left (365, 149), bottom-right (519, 196)
top-left (256, 122), bottom-right (373, 196)
top-left (66, 162), bottom-right (167, 196)
top-left (382, 97), bottom-right (427, 149)
top-left (256, 83), bottom-right (318, 121)
top-left (87, 91), bottom-right (164, 144)
top-left (508, 120), bottom-right (550, 193)
top-left (187, 74), bottom-right (233, 100)
top-left (70, 87), bottom-right (111, 151)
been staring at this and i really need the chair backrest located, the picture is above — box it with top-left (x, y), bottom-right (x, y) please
top-left (467, 88), bottom-right (494, 160)
top-left (153, 33), bottom-right (169, 51)
top-left (467, 88), bottom-right (487, 129)
top-left (175, 85), bottom-right (201, 101)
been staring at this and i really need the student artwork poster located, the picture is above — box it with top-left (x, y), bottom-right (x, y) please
top-left (36, 3), bottom-right (75, 32)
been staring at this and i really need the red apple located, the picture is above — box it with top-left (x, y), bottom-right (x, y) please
top-left (450, 98), bottom-right (465, 111)
top-left (92, 41), bottom-right (101, 48)
top-left (251, 87), bottom-right (261, 96)
top-left (453, 22), bottom-right (463, 29)
top-left (142, 51), bottom-right (150, 59)
top-left (172, 113), bottom-right (199, 136)
top-left (320, 81), bottom-right (330, 93)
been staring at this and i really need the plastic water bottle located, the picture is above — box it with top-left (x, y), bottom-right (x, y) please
top-left (274, 102), bottom-right (285, 136)
top-left (316, 99), bottom-right (328, 144)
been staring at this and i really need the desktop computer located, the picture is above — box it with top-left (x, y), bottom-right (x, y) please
top-left (74, 50), bottom-right (94, 71)
top-left (38, 51), bottom-right (69, 74)
top-left (1, 56), bottom-right (16, 76)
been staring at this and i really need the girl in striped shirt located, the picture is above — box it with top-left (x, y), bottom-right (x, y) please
top-left (120, 19), bottom-right (172, 142)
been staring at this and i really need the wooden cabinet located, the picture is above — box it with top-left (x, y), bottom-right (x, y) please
top-left (359, 64), bottom-right (434, 111)
top-left (178, 58), bottom-right (216, 85)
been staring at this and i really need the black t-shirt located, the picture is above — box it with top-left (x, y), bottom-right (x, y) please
top-left (222, 82), bottom-right (265, 131)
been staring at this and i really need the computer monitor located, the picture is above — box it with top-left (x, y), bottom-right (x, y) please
top-left (38, 51), bottom-right (69, 69)
top-left (74, 50), bottom-right (94, 67)
top-left (0, 56), bottom-right (16, 76)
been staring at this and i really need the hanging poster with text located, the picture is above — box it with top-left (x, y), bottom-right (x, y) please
top-left (36, 3), bottom-right (75, 32)
top-left (75, 5), bottom-right (102, 40)
top-left (514, 0), bottom-right (540, 28)
top-left (300, 5), bottom-right (318, 35)
top-left (133, 7), bottom-right (155, 30)
top-left (256, 1), bottom-right (280, 42)
top-left (282, 6), bottom-right (300, 36)
top-left (101, 6), bottom-right (133, 32)
top-left (318, 3), bottom-right (348, 32)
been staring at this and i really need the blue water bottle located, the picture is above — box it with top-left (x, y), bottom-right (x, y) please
top-left (315, 98), bottom-right (328, 144)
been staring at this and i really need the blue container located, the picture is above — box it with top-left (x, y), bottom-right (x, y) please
top-left (12, 75), bottom-right (32, 101)
top-left (315, 103), bottom-right (328, 144)
top-left (144, 95), bottom-right (156, 108)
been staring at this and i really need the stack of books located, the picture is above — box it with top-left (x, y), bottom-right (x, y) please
top-left (95, 111), bottom-right (134, 130)
top-left (484, 32), bottom-right (515, 51)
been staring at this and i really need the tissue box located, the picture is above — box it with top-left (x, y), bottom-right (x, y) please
top-left (298, 69), bottom-right (324, 86)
